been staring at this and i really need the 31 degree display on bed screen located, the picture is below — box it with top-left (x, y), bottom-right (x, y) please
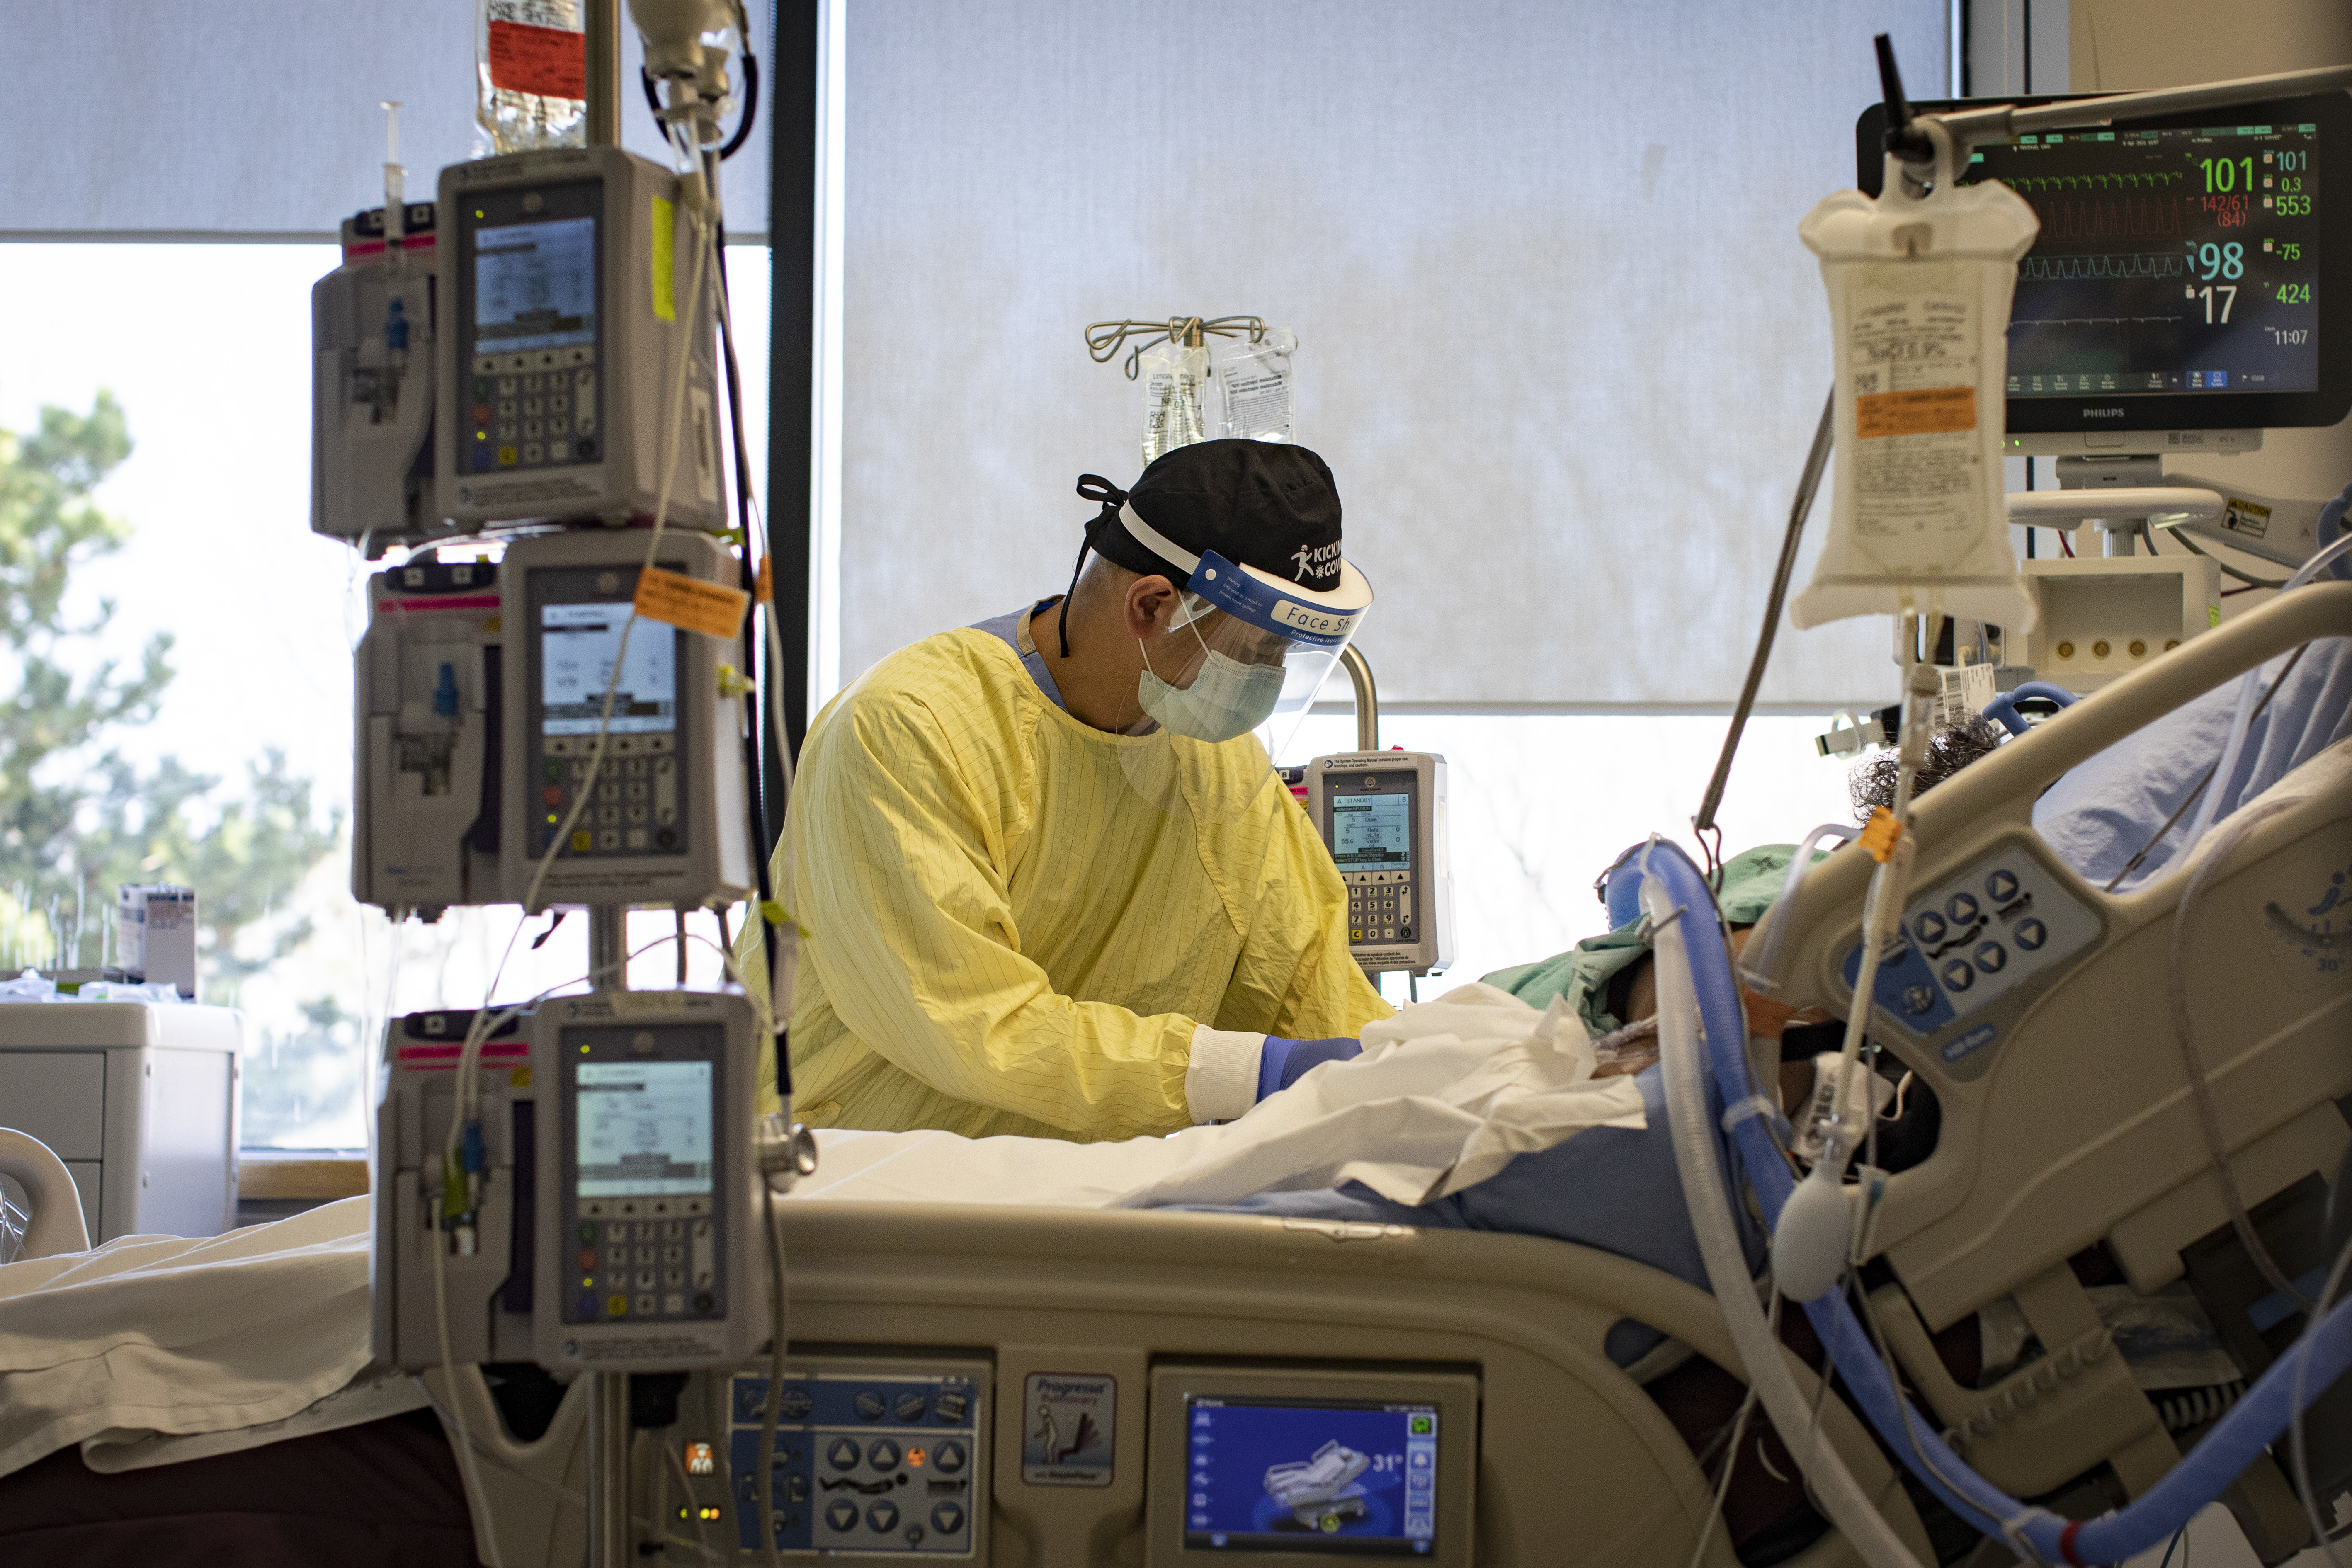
top-left (1182, 1396), bottom-right (1439, 1553)
top-left (1147, 1367), bottom-right (1479, 1566)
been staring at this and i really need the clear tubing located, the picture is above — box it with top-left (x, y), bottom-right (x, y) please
top-left (2177, 531), bottom-right (2352, 855)
top-left (1645, 838), bottom-right (2352, 1566)
top-left (1739, 823), bottom-right (1859, 996)
top-left (1641, 845), bottom-right (1936, 1568)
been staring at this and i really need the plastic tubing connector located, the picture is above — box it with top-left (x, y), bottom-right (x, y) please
top-left (1644, 838), bottom-right (2352, 1566)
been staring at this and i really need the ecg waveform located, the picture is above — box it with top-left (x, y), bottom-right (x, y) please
top-left (2002, 171), bottom-right (2185, 193)
top-left (2019, 252), bottom-right (2188, 281)
top-left (2024, 192), bottom-right (2192, 243)
top-left (2012, 315), bottom-right (2185, 328)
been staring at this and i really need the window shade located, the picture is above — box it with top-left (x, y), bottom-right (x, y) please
top-left (0, 2), bottom-right (770, 238)
top-left (837, 0), bottom-right (1949, 707)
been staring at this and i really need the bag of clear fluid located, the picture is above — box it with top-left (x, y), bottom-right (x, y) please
top-left (1211, 329), bottom-right (1298, 444)
top-left (477, 0), bottom-right (587, 155)
top-left (1791, 129), bottom-right (2040, 633)
top-left (1139, 337), bottom-right (1211, 466)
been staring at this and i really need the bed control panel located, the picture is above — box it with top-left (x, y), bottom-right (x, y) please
top-left (1839, 841), bottom-right (2103, 1081)
top-left (726, 1357), bottom-right (990, 1559)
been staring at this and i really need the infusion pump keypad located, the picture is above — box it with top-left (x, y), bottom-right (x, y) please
top-left (1347, 871), bottom-right (1416, 945)
top-left (536, 748), bottom-right (681, 858)
top-left (470, 351), bottom-right (600, 474)
top-left (729, 1364), bottom-right (986, 1556)
top-left (1841, 848), bottom-right (2100, 1077)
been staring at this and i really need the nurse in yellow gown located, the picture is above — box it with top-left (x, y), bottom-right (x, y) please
top-left (768, 440), bottom-right (1389, 1141)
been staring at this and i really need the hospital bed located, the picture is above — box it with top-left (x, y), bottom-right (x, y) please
top-left (2, 584), bottom-right (2347, 1568)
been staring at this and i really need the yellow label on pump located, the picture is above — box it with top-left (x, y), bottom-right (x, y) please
top-left (651, 196), bottom-right (677, 322)
top-left (634, 564), bottom-right (748, 640)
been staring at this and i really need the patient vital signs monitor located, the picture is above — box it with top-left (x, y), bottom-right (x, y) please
top-left (1858, 90), bottom-right (2349, 455)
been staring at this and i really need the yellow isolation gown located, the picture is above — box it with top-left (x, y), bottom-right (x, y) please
top-left (754, 615), bottom-right (1389, 1141)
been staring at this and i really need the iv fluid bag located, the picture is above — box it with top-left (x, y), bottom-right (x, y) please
top-left (1140, 339), bottom-right (1211, 466)
top-left (1791, 147), bottom-right (2041, 633)
top-left (478, 0), bottom-right (587, 155)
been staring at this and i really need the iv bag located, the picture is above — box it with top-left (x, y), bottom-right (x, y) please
top-left (1791, 130), bottom-right (2040, 633)
top-left (1211, 329), bottom-right (1297, 443)
top-left (1139, 338), bottom-right (1211, 466)
top-left (477, 0), bottom-right (587, 154)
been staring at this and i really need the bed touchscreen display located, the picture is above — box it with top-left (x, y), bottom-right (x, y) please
top-left (1330, 791), bottom-right (1412, 873)
top-left (1182, 1396), bottom-right (1438, 1555)
top-left (541, 601), bottom-right (677, 736)
top-left (575, 1060), bottom-right (714, 1197)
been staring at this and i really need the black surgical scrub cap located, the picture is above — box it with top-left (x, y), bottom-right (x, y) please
top-left (1059, 440), bottom-right (1345, 655)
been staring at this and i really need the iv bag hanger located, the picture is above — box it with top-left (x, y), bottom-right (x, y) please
top-left (1086, 316), bottom-right (1268, 379)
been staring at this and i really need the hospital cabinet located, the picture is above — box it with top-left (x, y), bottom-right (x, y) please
top-left (0, 1002), bottom-right (241, 1244)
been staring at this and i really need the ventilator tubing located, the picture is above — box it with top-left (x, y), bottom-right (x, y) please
top-left (1978, 680), bottom-right (2077, 738)
top-left (1644, 841), bottom-right (2352, 1567)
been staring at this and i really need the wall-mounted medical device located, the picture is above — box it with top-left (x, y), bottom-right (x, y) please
top-left (498, 528), bottom-right (752, 910)
top-left (352, 556), bottom-right (504, 915)
top-left (313, 202), bottom-right (446, 553)
top-left (1857, 90), bottom-right (2348, 458)
top-left (532, 988), bottom-right (766, 1370)
top-left (1144, 1365), bottom-right (1477, 1566)
top-left (437, 146), bottom-right (726, 532)
top-left (1306, 752), bottom-right (1452, 977)
top-left (2020, 553), bottom-right (2220, 693)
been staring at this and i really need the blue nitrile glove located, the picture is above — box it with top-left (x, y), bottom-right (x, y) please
top-left (1255, 1036), bottom-right (1362, 1101)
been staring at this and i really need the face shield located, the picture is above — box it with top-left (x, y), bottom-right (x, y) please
top-left (1136, 546), bottom-right (1372, 760)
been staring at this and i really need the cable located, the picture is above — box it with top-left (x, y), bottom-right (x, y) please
top-left (755, 1171), bottom-right (791, 1568)
top-left (432, 1235), bottom-right (505, 1568)
top-left (1694, 386), bottom-right (1835, 846)
top-left (720, 52), bottom-right (760, 160)
top-left (2100, 643), bottom-right (2310, 892)
top-left (2177, 533), bottom-right (2352, 913)
top-left (1685, 1289), bottom-right (1779, 1568)
top-left (2287, 1192), bottom-right (2352, 1567)
top-left (2146, 519), bottom-right (2291, 592)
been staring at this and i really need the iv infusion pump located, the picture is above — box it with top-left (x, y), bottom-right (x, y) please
top-left (371, 989), bottom-right (767, 1374)
top-left (498, 528), bottom-right (752, 911)
top-left (350, 527), bottom-right (752, 916)
top-left (437, 146), bottom-right (727, 533)
top-left (1306, 752), bottom-right (1454, 977)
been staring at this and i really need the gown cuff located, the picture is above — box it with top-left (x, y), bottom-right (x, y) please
top-left (1185, 1027), bottom-right (1266, 1124)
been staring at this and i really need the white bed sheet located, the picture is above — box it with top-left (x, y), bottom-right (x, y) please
top-left (0, 985), bottom-right (1641, 1481)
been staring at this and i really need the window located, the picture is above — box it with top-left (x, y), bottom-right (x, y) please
top-left (0, 241), bottom-right (769, 1149)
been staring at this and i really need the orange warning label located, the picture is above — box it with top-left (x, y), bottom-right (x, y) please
top-left (1855, 385), bottom-right (1977, 439)
top-left (487, 20), bottom-right (585, 100)
top-left (755, 555), bottom-right (772, 604)
top-left (634, 566), bottom-right (750, 641)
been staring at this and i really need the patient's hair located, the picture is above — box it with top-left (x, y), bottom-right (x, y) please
top-left (1849, 715), bottom-right (2006, 822)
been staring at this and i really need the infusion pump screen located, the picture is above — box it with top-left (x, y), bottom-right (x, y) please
top-left (474, 215), bottom-right (597, 353)
top-left (541, 603), bottom-right (677, 736)
top-left (575, 1061), bottom-right (714, 1198)
top-left (1963, 119), bottom-right (2319, 396)
top-left (1183, 1397), bottom-right (1439, 1555)
top-left (1330, 793), bottom-right (1412, 873)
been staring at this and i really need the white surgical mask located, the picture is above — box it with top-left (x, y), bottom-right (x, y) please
top-left (1136, 640), bottom-right (1287, 743)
